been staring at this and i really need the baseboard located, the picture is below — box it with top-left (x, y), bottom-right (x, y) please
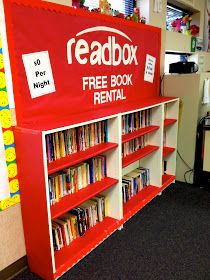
top-left (0, 256), bottom-right (27, 280)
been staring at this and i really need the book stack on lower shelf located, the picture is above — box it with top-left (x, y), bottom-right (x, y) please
top-left (52, 194), bottom-right (107, 251)
top-left (14, 97), bottom-right (179, 279)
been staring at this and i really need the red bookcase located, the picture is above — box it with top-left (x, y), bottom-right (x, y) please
top-left (3, 1), bottom-right (179, 279)
top-left (13, 97), bottom-right (179, 279)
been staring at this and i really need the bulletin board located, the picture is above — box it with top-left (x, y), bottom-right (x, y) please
top-left (0, 36), bottom-right (20, 211)
top-left (3, 0), bottom-right (161, 129)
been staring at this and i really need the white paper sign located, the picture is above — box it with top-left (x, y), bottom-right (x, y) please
top-left (144, 54), bottom-right (156, 83)
top-left (22, 51), bottom-right (55, 98)
top-left (0, 126), bottom-right (10, 200)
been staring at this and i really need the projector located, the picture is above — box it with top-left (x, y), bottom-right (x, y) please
top-left (169, 61), bottom-right (199, 74)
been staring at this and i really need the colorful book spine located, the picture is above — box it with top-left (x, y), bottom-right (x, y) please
top-left (52, 195), bottom-right (107, 251)
top-left (45, 120), bottom-right (109, 163)
top-left (122, 167), bottom-right (150, 203)
top-left (48, 156), bottom-right (107, 205)
top-left (122, 109), bottom-right (152, 135)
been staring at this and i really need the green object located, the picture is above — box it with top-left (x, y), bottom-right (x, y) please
top-left (191, 36), bottom-right (197, 52)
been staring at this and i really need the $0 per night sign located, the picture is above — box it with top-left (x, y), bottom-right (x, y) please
top-left (22, 51), bottom-right (55, 99)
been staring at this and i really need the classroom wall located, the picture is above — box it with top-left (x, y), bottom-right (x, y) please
top-left (0, 204), bottom-right (26, 270)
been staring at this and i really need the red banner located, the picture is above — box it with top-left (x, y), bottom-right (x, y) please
top-left (3, 0), bottom-right (161, 129)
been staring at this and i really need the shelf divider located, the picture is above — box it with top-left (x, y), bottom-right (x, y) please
top-left (122, 145), bottom-right (159, 168)
top-left (122, 125), bottom-right (159, 144)
top-left (162, 174), bottom-right (175, 189)
top-left (163, 146), bottom-right (175, 157)
top-left (51, 177), bottom-right (118, 220)
top-left (164, 118), bottom-right (177, 127)
top-left (48, 142), bottom-right (118, 175)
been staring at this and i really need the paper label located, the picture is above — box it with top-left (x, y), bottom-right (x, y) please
top-left (22, 51), bottom-right (55, 98)
top-left (144, 54), bottom-right (156, 83)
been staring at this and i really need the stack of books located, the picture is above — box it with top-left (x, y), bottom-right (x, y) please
top-left (52, 195), bottom-right (108, 251)
top-left (122, 109), bottom-right (152, 135)
top-left (122, 167), bottom-right (150, 203)
top-left (122, 135), bottom-right (149, 158)
top-left (49, 155), bottom-right (107, 205)
top-left (46, 120), bottom-right (108, 163)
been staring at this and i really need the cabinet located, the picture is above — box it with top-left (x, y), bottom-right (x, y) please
top-left (14, 96), bottom-right (178, 280)
top-left (189, 52), bottom-right (210, 73)
top-left (163, 73), bottom-right (210, 183)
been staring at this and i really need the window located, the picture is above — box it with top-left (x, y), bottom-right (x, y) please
top-left (109, 0), bottom-right (134, 16)
top-left (166, 4), bottom-right (188, 30)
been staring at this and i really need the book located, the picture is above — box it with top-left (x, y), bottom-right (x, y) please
top-left (54, 218), bottom-right (70, 246)
top-left (60, 213), bottom-right (74, 243)
top-left (70, 208), bottom-right (85, 236)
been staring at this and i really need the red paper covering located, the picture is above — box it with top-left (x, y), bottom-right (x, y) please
top-left (3, 0), bottom-right (161, 129)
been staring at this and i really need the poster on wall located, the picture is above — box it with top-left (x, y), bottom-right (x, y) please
top-left (3, 0), bottom-right (161, 129)
top-left (0, 36), bottom-right (20, 210)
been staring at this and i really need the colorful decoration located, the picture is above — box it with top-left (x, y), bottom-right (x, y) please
top-left (72, 0), bottom-right (89, 10)
top-left (171, 18), bottom-right (182, 32)
top-left (71, 0), bottom-right (145, 24)
top-left (190, 24), bottom-right (200, 36)
top-left (100, 0), bottom-right (112, 16)
top-left (0, 37), bottom-right (20, 211)
top-left (171, 14), bottom-right (199, 36)
top-left (133, 7), bottom-right (140, 23)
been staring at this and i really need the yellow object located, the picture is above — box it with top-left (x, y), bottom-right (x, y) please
top-left (0, 197), bottom-right (13, 210)
top-left (0, 109), bottom-right (12, 128)
top-left (9, 179), bottom-right (19, 193)
top-left (7, 162), bottom-right (18, 178)
top-left (0, 194), bottom-right (21, 210)
top-left (3, 130), bottom-right (14, 145)
top-left (0, 36), bottom-right (20, 211)
top-left (0, 91), bottom-right (9, 107)
top-left (0, 72), bottom-right (6, 89)
top-left (5, 147), bottom-right (16, 162)
top-left (0, 54), bottom-right (4, 69)
top-left (11, 194), bottom-right (21, 204)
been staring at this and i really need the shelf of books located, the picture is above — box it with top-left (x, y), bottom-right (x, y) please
top-left (51, 177), bottom-right (118, 219)
top-left (14, 114), bottom-right (123, 279)
top-left (14, 100), bottom-right (179, 279)
top-left (48, 142), bottom-right (118, 175)
top-left (13, 97), bottom-right (179, 279)
top-left (121, 104), bottom-right (163, 222)
top-left (121, 100), bottom-right (179, 223)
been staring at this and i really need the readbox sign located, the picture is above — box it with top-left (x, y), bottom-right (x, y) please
top-left (3, 0), bottom-right (161, 128)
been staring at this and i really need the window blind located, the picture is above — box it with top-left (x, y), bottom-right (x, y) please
top-left (166, 5), bottom-right (188, 29)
